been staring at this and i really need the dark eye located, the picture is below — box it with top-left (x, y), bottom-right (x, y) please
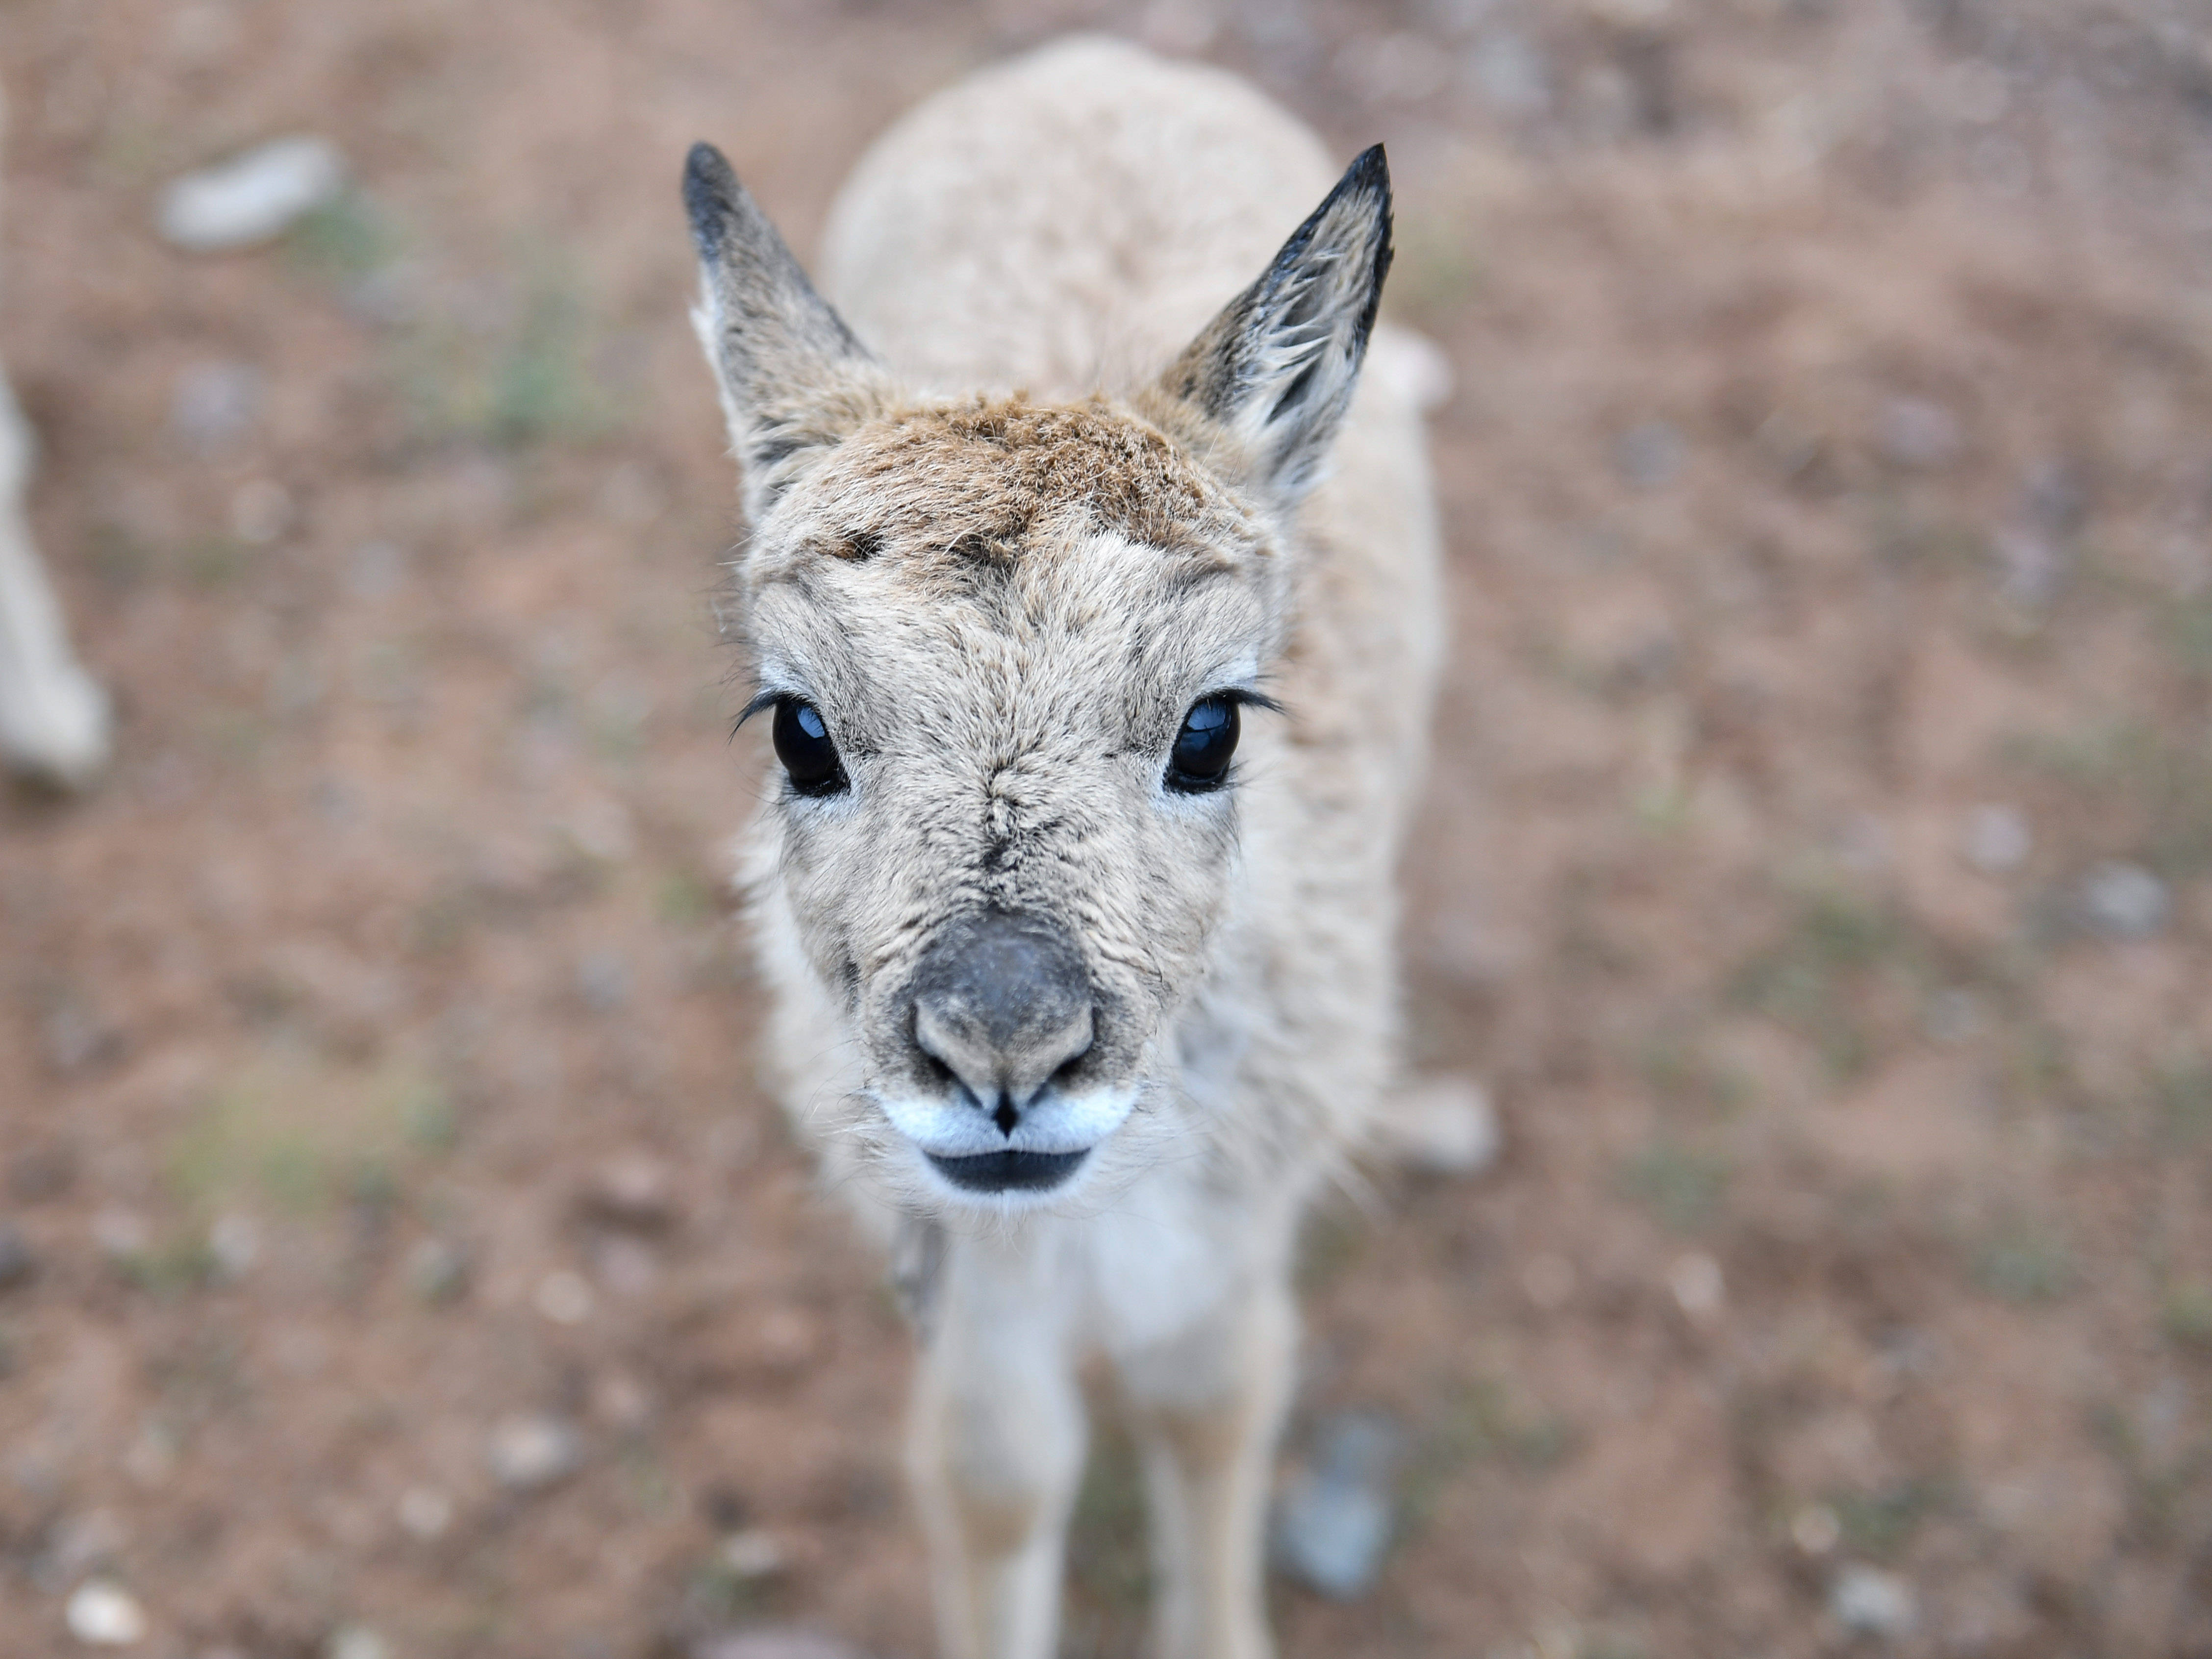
top-left (1165, 696), bottom-right (1240, 793)
top-left (773, 698), bottom-right (847, 797)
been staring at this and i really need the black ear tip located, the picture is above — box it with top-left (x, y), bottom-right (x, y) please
top-left (683, 142), bottom-right (739, 241)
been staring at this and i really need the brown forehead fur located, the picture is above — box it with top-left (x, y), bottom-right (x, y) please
top-left (774, 392), bottom-right (1261, 572)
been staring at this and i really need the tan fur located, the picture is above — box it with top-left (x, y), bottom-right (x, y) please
top-left (688, 37), bottom-right (1446, 1659)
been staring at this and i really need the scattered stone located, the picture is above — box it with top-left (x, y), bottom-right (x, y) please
top-left (1923, 986), bottom-right (1985, 1045)
top-left (591, 1369), bottom-right (654, 1433)
top-left (1467, 30), bottom-right (1551, 117)
top-left (592, 1234), bottom-right (659, 1298)
top-left (1370, 1077), bottom-right (1499, 1175)
top-left (1962, 804), bottom-right (2031, 875)
top-left (346, 540), bottom-right (407, 601)
top-left (720, 1529), bottom-right (787, 1580)
top-left (93, 1210), bottom-right (150, 1263)
top-left (170, 362), bottom-right (262, 453)
top-left (66, 1579), bottom-right (147, 1646)
top-left (1271, 1412), bottom-right (1402, 1600)
top-left (582, 1150), bottom-right (677, 1230)
top-left (486, 1413), bottom-right (581, 1493)
top-left (1791, 1502), bottom-right (1841, 1556)
top-left (535, 1268), bottom-right (595, 1325)
top-left (1614, 420), bottom-right (1684, 490)
top-left (406, 1238), bottom-right (471, 1305)
top-left (1522, 1253), bottom-right (1576, 1310)
top-left (2021, 458), bottom-right (2088, 537)
top-left (229, 478), bottom-right (292, 545)
top-left (1876, 396), bottom-right (1960, 470)
top-left (577, 951), bottom-right (632, 1012)
top-left (1666, 1251), bottom-right (1725, 1321)
top-left (157, 136), bottom-right (345, 252)
top-left (0, 1222), bottom-right (35, 1293)
top-left (1831, 1564), bottom-right (1917, 1639)
top-left (326, 1626), bottom-right (390, 1659)
top-left (123, 1420), bottom-right (178, 1488)
top-left (43, 995), bottom-right (122, 1075)
top-left (207, 1213), bottom-right (259, 1281)
top-left (2080, 860), bottom-right (2170, 942)
top-left (50, 1510), bottom-right (128, 1579)
top-left (397, 1485), bottom-right (452, 1541)
top-left (693, 1632), bottom-right (863, 1659)
top-left (1993, 527), bottom-right (2063, 608)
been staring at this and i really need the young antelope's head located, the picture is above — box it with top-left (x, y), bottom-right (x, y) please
top-left (684, 140), bottom-right (1391, 1215)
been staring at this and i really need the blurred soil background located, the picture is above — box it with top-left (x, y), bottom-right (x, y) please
top-left (4, 0), bottom-right (2212, 1655)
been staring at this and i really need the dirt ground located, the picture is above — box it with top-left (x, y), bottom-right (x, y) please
top-left (4, 0), bottom-right (2212, 1655)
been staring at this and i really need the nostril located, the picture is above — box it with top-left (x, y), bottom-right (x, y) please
top-left (991, 1097), bottom-right (1019, 1138)
top-left (1045, 1018), bottom-right (1093, 1092)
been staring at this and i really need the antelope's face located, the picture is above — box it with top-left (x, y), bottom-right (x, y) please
top-left (684, 141), bottom-right (1391, 1212)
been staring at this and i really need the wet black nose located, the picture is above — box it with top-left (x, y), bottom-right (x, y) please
top-left (910, 910), bottom-right (1094, 1134)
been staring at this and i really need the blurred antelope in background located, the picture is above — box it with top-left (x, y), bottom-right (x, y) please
top-left (684, 38), bottom-right (1473, 1659)
top-left (0, 91), bottom-right (110, 790)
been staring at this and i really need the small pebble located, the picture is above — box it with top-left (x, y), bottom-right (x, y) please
top-left (593, 1235), bottom-right (659, 1298)
top-left (1522, 1253), bottom-right (1575, 1310)
top-left (1271, 1412), bottom-right (1401, 1600)
top-left (93, 1210), bottom-right (150, 1262)
top-left (158, 136), bottom-right (345, 251)
top-left (66, 1579), bottom-right (147, 1646)
top-left (1923, 987), bottom-right (1985, 1045)
top-left (1614, 420), bottom-right (1684, 490)
top-left (1993, 527), bottom-right (2063, 608)
top-left (592, 1369), bottom-right (654, 1432)
top-left (0, 1222), bottom-right (36, 1292)
top-left (1371, 1078), bottom-right (1499, 1175)
top-left (123, 1422), bottom-right (178, 1488)
top-left (1791, 1503), bottom-right (1841, 1556)
top-left (1831, 1563), bottom-right (1917, 1638)
top-left (720, 1528), bottom-right (787, 1579)
top-left (406, 1238), bottom-right (470, 1304)
top-left (229, 478), bottom-right (291, 545)
top-left (1876, 396), bottom-right (1961, 470)
top-left (486, 1413), bottom-right (581, 1492)
top-left (207, 1213), bottom-right (259, 1281)
top-left (1467, 30), bottom-right (1551, 118)
top-left (1273, 1469), bottom-right (1393, 1600)
top-left (583, 1150), bottom-right (677, 1230)
top-left (576, 951), bottom-right (632, 1012)
top-left (326, 1626), bottom-right (390, 1659)
top-left (397, 1485), bottom-right (452, 1540)
top-left (535, 1269), bottom-right (595, 1325)
top-left (692, 1633), bottom-right (863, 1659)
top-left (346, 541), bottom-right (407, 601)
top-left (1962, 804), bottom-right (2030, 874)
top-left (1666, 1251), bottom-right (1725, 1320)
top-left (2080, 860), bottom-right (2170, 942)
top-left (169, 362), bottom-right (262, 453)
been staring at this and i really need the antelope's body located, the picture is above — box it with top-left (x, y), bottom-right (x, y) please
top-left (686, 38), bottom-right (1447, 1659)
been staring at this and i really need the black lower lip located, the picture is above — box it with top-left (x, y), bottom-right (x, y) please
top-left (926, 1149), bottom-right (1088, 1194)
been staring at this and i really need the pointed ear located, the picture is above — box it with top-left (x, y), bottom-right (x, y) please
top-left (684, 142), bottom-right (896, 521)
top-left (1155, 145), bottom-right (1394, 502)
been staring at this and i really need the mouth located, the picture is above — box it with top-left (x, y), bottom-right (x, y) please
top-left (924, 1148), bottom-right (1090, 1195)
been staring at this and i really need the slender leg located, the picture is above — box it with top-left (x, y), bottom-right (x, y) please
top-left (1119, 1275), bottom-right (1295, 1659)
top-left (0, 369), bottom-right (108, 788)
top-left (908, 1242), bottom-right (1088, 1659)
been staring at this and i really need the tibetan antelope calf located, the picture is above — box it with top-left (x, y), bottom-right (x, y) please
top-left (684, 37), bottom-right (1454, 1659)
